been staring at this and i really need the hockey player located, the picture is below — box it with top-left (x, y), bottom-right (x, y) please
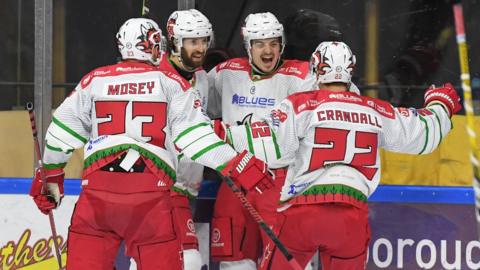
top-left (207, 12), bottom-right (316, 270)
top-left (223, 41), bottom-right (461, 270)
top-left (165, 9), bottom-right (213, 270)
top-left (28, 17), bottom-right (273, 270)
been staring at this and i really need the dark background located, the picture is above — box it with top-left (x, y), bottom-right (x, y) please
top-left (1, 0), bottom-right (479, 110)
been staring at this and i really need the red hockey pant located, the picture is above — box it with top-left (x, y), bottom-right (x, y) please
top-left (211, 169), bottom-right (286, 262)
top-left (66, 171), bottom-right (182, 270)
top-left (259, 203), bottom-right (370, 270)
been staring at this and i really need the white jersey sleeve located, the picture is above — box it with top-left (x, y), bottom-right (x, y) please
top-left (43, 81), bottom-right (92, 169)
top-left (164, 72), bottom-right (237, 171)
top-left (380, 105), bottom-right (452, 154)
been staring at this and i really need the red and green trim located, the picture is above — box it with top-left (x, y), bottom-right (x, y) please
top-left (84, 144), bottom-right (176, 180)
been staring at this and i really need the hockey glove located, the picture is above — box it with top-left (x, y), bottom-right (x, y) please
top-left (211, 119), bottom-right (229, 142)
top-left (30, 168), bottom-right (65, 215)
top-left (221, 150), bottom-right (274, 194)
top-left (424, 83), bottom-right (462, 116)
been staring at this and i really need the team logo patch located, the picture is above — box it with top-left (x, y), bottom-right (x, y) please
top-left (187, 219), bottom-right (196, 233)
top-left (271, 109), bottom-right (287, 122)
top-left (193, 99), bottom-right (202, 109)
top-left (212, 228), bottom-right (221, 243)
top-left (397, 107), bottom-right (410, 117)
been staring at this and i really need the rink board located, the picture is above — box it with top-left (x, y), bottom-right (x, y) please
top-left (0, 178), bottom-right (478, 270)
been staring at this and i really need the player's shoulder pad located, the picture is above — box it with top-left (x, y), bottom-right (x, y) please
top-left (157, 61), bottom-right (191, 91)
top-left (286, 90), bottom-right (322, 114)
top-left (276, 60), bottom-right (310, 79)
top-left (362, 95), bottom-right (396, 119)
top-left (79, 62), bottom-right (157, 89)
top-left (215, 57), bottom-right (250, 73)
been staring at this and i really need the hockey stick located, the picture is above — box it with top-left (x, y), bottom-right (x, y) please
top-left (221, 175), bottom-right (303, 270)
top-left (452, 3), bottom-right (480, 237)
top-left (141, 0), bottom-right (150, 16)
top-left (26, 102), bottom-right (64, 269)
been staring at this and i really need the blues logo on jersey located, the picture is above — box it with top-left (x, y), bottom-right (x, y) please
top-left (231, 94), bottom-right (275, 108)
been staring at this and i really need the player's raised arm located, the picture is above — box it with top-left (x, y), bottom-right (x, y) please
top-left (380, 83), bottom-right (461, 154)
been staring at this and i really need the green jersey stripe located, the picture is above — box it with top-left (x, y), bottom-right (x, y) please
top-left (46, 143), bottom-right (74, 154)
top-left (52, 117), bottom-right (88, 144)
top-left (418, 115), bottom-right (429, 155)
top-left (174, 122), bottom-right (210, 144)
top-left (181, 132), bottom-right (215, 152)
top-left (428, 108), bottom-right (443, 143)
top-left (245, 124), bottom-right (254, 154)
top-left (46, 143), bottom-right (63, 152)
top-left (270, 128), bottom-right (281, 159)
top-left (191, 141), bottom-right (226, 161)
top-left (47, 131), bottom-right (75, 149)
top-left (44, 163), bottom-right (67, 170)
top-left (171, 186), bottom-right (195, 199)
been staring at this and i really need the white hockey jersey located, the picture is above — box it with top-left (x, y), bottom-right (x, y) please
top-left (228, 90), bottom-right (452, 206)
top-left (163, 57), bottom-right (210, 197)
top-left (42, 61), bottom-right (237, 187)
top-left (207, 58), bottom-right (313, 125)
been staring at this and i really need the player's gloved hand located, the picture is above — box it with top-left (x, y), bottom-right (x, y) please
top-left (29, 168), bottom-right (65, 215)
top-left (212, 119), bottom-right (229, 142)
top-left (221, 150), bottom-right (274, 194)
top-left (424, 83), bottom-right (462, 116)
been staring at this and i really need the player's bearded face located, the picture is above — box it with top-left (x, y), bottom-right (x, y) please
top-left (250, 37), bottom-right (281, 73)
top-left (180, 37), bottom-right (209, 69)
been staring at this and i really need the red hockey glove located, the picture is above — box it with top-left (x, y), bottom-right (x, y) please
top-left (424, 83), bottom-right (462, 116)
top-left (221, 150), bottom-right (274, 194)
top-left (30, 168), bottom-right (65, 215)
top-left (212, 119), bottom-right (229, 142)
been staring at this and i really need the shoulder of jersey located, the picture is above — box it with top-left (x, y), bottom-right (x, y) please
top-left (276, 60), bottom-right (309, 79)
top-left (287, 90), bottom-right (395, 118)
top-left (79, 62), bottom-right (158, 89)
top-left (156, 59), bottom-right (192, 91)
top-left (215, 57), bottom-right (250, 73)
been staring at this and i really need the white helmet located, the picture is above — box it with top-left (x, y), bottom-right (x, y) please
top-left (241, 12), bottom-right (285, 61)
top-left (310, 41), bottom-right (356, 85)
top-left (116, 18), bottom-right (163, 65)
top-left (167, 9), bottom-right (213, 55)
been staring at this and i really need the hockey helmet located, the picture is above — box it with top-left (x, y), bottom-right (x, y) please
top-left (166, 9), bottom-right (213, 56)
top-left (116, 18), bottom-right (163, 65)
top-left (241, 12), bottom-right (285, 62)
top-left (310, 41), bottom-right (356, 85)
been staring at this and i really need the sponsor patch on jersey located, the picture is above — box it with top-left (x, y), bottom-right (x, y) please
top-left (270, 109), bottom-right (287, 127)
top-left (417, 108), bottom-right (434, 116)
top-left (81, 74), bottom-right (93, 89)
top-left (287, 181), bottom-right (314, 195)
top-left (231, 94), bottom-right (275, 108)
top-left (328, 93), bottom-right (363, 102)
top-left (86, 135), bottom-right (108, 151)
